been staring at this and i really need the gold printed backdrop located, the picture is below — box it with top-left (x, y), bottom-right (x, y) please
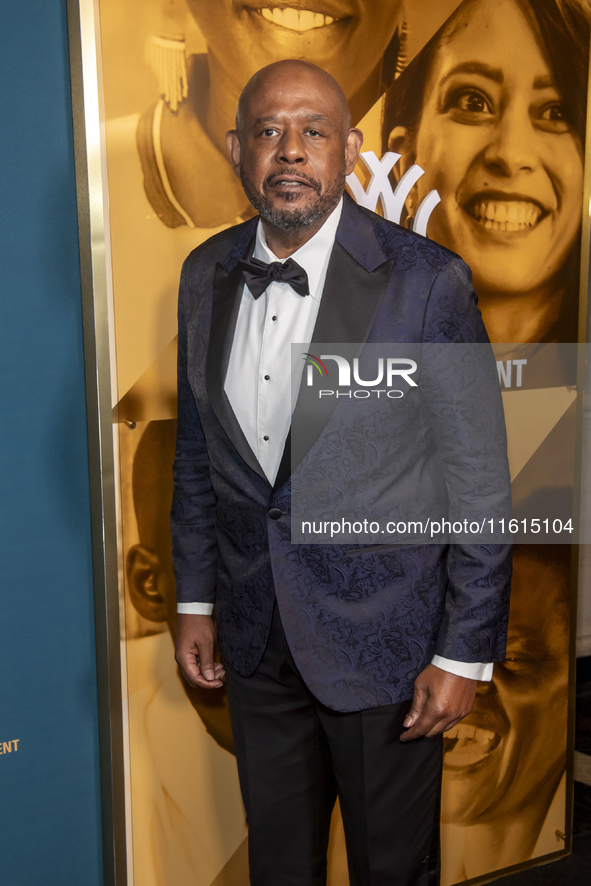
top-left (97, 0), bottom-right (587, 882)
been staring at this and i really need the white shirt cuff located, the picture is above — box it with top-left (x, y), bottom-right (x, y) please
top-left (177, 602), bottom-right (214, 615)
top-left (431, 655), bottom-right (493, 682)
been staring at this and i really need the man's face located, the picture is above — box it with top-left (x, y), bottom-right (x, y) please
top-left (441, 551), bottom-right (569, 824)
top-left (229, 66), bottom-right (361, 231)
top-left (186, 0), bottom-right (404, 105)
top-left (410, 0), bottom-right (583, 298)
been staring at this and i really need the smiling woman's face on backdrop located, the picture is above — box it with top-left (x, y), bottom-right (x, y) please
top-left (441, 548), bottom-right (568, 826)
top-left (186, 0), bottom-right (404, 108)
top-left (401, 0), bottom-right (583, 300)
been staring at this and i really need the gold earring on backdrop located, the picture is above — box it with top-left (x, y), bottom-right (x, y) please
top-left (395, 19), bottom-right (409, 79)
top-left (148, 0), bottom-right (189, 112)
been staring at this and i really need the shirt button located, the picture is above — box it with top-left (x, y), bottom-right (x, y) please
top-left (263, 435), bottom-right (269, 441)
top-left (264, 375), bottom-right (270, 380)
top-left (272, 316), bottom-right (277, 321)
top-left (268, 508), bottom-right (282, 520)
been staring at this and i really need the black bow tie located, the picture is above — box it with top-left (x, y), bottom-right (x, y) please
top-left (238, 256), bottom-right (310, 299)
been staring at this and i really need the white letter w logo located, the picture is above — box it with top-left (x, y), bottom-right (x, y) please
top-left (346, 151), bottom-right (440, 237)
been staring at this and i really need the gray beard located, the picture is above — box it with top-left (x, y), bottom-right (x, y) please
top-left (240, 169), bottom-right (345, 232)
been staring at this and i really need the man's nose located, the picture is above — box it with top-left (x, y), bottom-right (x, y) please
top-left (276, 130), bottom-right (307, 164)
top-left (482, 105), bottom-right (538, 177)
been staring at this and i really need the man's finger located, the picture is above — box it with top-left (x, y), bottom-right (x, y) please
top-left (402, 710), bottom-right (452, 741)
top-left (400, 702), bottom-right (443, 741)
top-left (194, 643), bottom-right (226, 684)
top-left (178, 652), bottom-right (225, 689)
top-left (178, 654), bottom-right (206, 686)
top-left (402, 686), bottom-right (426, 729)
top-left (197, 642), bottom-right (216, 681)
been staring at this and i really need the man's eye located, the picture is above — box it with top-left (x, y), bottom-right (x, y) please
top-left (308, 129), bottom-right (321, 137)
top-left (262, 128), bottom-right (278, 137)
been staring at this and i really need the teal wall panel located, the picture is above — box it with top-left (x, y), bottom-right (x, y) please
top-left (0, 1), bottom-right (103, 883)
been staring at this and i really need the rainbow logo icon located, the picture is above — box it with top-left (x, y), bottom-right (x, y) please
top-left (302, 353), bottom-right (328, 377)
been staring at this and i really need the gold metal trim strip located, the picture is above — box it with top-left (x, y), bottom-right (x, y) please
top-left (66, 1), bottom-right (127, 883)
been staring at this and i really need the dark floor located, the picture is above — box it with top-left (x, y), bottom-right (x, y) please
top-left (487, 656), bottom-right (591, 885)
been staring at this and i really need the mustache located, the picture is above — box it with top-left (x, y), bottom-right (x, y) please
top-left (263, 169), bottom-right (322, 193)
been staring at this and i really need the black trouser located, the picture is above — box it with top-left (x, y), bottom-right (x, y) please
top-left (224, 603), bottom-right (442, 886)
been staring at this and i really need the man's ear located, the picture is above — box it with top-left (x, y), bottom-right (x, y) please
top-left (344, 127), bottom-right (364, 175)
top-left (225, 130), bottom-right (242, 179)
top-left (126, 544), bottom-right (168, 622)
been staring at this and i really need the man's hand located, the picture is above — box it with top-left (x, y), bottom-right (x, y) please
top-left (400, 664), bottom-right (477, 741)
top-left (175, 613), bottom-right (225, 689)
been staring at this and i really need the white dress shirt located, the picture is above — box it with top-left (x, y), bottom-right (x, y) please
top-left (177, 199), bottom-right (493, 682)
top-left (224, 198), bottom-right (341, 482)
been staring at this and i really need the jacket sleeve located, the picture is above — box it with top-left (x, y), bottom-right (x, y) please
top-left (421, 256), bottom-right (512, 663)
top-left (170, 257), bottom-right (218, 607)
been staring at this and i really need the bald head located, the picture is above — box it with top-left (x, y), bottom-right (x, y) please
top-left (235, 60), bottom-right (352, 138)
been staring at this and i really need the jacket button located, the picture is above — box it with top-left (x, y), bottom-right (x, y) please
top-left (268, 507), bottom-right (282, 520)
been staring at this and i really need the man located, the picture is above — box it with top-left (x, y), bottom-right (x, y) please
top-left (171, 59), bottom-right (512, 885)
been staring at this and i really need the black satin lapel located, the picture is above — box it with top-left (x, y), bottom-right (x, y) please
top-left (207, 260), bottom-right (269, 484)
top-left (273, 243), bottom-right (392, 491)
top-left (312, 241), bottom-right (392, 345)
top-left (273, 428), bottom-right (291, 493)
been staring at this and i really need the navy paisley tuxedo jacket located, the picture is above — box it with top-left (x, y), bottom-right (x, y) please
top-left (171, 195), bottom-right (512, 712)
